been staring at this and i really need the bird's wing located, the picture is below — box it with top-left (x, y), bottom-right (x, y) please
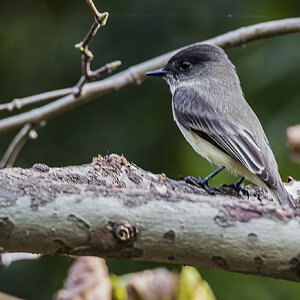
top-left (173, 87), bottom-right (277, 187)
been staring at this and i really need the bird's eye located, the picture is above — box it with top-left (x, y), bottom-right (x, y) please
top-left (180, 61), bottom-right (192, 70)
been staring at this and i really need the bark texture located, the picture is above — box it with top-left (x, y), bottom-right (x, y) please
top-left (0, 154), bottom-right (300, 281)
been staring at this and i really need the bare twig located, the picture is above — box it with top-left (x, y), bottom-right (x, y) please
top-left (80, 0), bottom-right (109, 47)
top-left (0, 0), bottom-right (120, 168)
top-left (0, 88), bottom-right (73, 112)
top-left (0, 124), bottom-right (37, 168)
top-left (74, 61), bottom-right (121, 96)
top-left (0, 2), bottom-right (115, 111)
top-left (0, 18), bottom-right (299, 134)
top-left (73, 1), bottom-right (121, 95)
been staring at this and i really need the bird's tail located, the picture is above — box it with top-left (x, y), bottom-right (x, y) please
top-left (267, 183), bottom-right (295, 209)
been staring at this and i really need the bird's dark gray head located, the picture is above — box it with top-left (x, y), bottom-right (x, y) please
top-left (146, 44), bottom-right (237, 92)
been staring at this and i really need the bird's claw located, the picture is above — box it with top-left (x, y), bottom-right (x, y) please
top-left (183, 175), bottom-right (216, 195)
top-left (219, 177), bottom-right (249, 197)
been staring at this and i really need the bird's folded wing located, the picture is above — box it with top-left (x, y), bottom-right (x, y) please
top-left (173, 87), bottom-right (277, 187)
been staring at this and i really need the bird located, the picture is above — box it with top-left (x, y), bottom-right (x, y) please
top-left (146, 44), bottom-right (295, 208)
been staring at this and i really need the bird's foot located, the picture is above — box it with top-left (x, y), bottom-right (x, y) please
top-left (219, 176), bottom-right (249, 197)
top-left (183, 175), bottom-right (216, 195)
top-left (181, 166), bottom-right (225, 196)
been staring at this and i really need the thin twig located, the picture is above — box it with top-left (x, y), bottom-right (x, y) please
top-left (0, 123), bottom-right (37, 168)
top-left (73, 1), bottom-right (119, 95)
top-left (0, 87), bottom-right (73, 112)
top-left (80, 0), bottom-right (109, 47)
top-left (74, 61), bottom-right (121, 96)
top-left (0, 18), bottom-right (299, 134)
top-left (0, 0), bottom-right (118, 168)
top-left (86, 0), bottom-right (102, 19)
top-left (0, 1), bottom-right (116, 112)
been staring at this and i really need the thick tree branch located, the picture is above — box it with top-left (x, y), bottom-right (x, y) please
top-left (0, 154), bottom-right (299, 281)
top-left (0, 18), bottom-right (299, 133)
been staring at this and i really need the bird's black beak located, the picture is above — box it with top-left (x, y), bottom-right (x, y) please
top-left (145, 68), bottom-right (168, 77)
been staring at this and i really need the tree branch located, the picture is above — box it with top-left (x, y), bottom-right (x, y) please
top-left (73, 2), bottom-right (121, 95)
top-left (0, 18), bottom-right (299, 133)
top-left (0, 88), bottom-right (73, 112)
top-left (0, 154), bottom-right (299, 281)
top-left (0, 124), bottom-right (37, 168)
top-left (0, 0), bottom-right (120, 168)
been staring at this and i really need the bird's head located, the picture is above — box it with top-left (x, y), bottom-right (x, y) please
top-left (146, 44), bottom-right (235, 92)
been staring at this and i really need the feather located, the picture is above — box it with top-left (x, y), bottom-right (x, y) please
top-left (172, 86), bottom-right (277, 188)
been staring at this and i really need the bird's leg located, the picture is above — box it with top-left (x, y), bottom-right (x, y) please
top-left (219, 176), bottom-right (249, 197)
top-left (184, 166), bottom-right (225, 195)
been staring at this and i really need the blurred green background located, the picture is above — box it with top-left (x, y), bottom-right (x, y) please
top-left (0, 0), bottom-right (300, 299)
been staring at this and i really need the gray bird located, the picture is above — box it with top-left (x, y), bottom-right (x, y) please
top-left (146, 44), bottom-right (295, 208)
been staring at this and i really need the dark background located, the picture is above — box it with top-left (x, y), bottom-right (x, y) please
top-left (0, 0), bottom-right (300, 299)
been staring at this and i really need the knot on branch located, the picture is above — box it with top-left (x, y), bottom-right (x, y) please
top-left (113, 221), bottom-right (138, 243)
top-left (71, 220), bottom-right (142, 259)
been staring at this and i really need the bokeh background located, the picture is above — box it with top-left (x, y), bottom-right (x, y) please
top-left (0, 0), bottom-right (300, 299)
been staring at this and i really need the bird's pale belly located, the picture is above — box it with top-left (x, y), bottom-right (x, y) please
top-left (176, 121), bottom-right (267, 188)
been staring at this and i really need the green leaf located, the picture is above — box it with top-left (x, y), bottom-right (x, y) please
top-left (111, 274), bottom-right (128, 300)
top-left (178, 266), bottom-right (216, 300)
